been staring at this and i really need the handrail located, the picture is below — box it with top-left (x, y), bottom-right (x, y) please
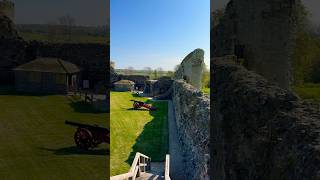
top-left (110, 152), bottom-right (151, 180)
top-left (164, 154), bottom-right (171, 180)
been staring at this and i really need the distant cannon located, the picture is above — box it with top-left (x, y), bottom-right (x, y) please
top-left (65, 120), bottom-right (110, 150)
top-left (130, 100), bottom-right (157, 111)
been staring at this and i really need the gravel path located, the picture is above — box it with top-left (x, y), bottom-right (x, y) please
top-left (167, 100), bottom-right (186, 180)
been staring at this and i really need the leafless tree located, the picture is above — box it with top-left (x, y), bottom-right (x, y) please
top-left (58, 15), bottom-right (75, 42)
top-left (144, 67), bottom-right (152, 76)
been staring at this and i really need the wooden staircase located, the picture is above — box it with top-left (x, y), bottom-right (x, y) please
top-left (110, 153), bottom-right (171, 180)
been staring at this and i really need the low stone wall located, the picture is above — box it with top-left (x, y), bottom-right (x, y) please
top-left (212, 60), bottom-right (320, 179)
top-left (172, 80), bottom-right (210, 179)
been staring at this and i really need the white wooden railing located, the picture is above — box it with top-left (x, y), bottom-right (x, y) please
top-left (110, 152), bottom-right (151, 180)
top-left (164, 154), bottom-right (171, 180)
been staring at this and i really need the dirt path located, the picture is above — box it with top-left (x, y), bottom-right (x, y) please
top-left (167, 100), bottom-right (186, 180)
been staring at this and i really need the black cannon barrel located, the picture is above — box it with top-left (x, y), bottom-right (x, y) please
top-left (65, 120), bottom-right (109, 132)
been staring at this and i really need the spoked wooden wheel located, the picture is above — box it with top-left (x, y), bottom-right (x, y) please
top-left (74, 128), bottom-right (93, 150)
top-left (133, 102), bottom-right (141, 109)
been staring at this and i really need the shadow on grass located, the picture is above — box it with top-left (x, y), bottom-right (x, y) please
top-left (39, 146), bottom-right (109, 156)
top-left (126, 108), bottom-right (150, 111)
top-left (67, 95), bottom-right (107, 114)
top-left (69, 101), bottom-right (107, 114)
top-left (0, 86), bottom-right (57, 96)
top-left (125, 99), bottom-right (168, 165)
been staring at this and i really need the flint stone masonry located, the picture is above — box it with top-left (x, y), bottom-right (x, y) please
top-left (172, 80), bottom-right (210, 180)
top-left (212, 0), bottom-right (300, 89)
top-left (212, 59), bottom-right (320, 180)
top-left (0, 14), bottom-right (17, 39)
top-left (174, 48), bottom-right (204, 89)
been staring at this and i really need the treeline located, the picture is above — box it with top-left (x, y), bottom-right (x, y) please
top-left (292, 4), bottom-right (320, 85)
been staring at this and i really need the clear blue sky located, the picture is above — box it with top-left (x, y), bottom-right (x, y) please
top-left (111, 0), bottom-right (210, 71)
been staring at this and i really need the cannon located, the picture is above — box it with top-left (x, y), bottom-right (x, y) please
top-left (65, 120), bottom-right (110, 150)
top-left (130, 100), bottom-right (157, 111)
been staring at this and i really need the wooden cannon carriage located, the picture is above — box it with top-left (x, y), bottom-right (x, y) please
top-left (65, 120), bottom-right (110, 150)
top-left (130, 100), bottom-right (157, 111)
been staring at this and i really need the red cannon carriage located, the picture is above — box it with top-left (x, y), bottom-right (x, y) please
top-left (65, 120), bottom-right (110, 150)
top-left (130, 100), bottom-right (157, 111)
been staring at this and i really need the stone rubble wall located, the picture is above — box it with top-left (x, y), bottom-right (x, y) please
top-left (172, 80), bottom-right (210, 180)
top-left (212, 59), bottom-right (320, 180)
top-left (174, 48), bottom-right (205, 89)
top-left (212, 0), bottom-right (300, 89)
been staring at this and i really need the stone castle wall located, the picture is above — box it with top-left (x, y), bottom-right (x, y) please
top-left (171, 49), bottom-right (210, 179)
top-left (0, 0), bottom-right (14, 22)
top-left (172, 80), bottom-right (210, 180)
top-left (212, 0), bottom-right (300, 89)
top-left (212, 59), bottom-right (320, 179)
top-left (174, 48), bottom-right (204, 89)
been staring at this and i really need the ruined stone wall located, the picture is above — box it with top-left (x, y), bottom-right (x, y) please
top-left (212, 0), bottom-right (300, 89)
top-left (171, 49), bottom-right (209, 179)
top-left (174, 48), bottom-right (204, 89)
top-left (172, 80), bottom-right (210, 179)
top-left (0, 0), bottom-right (14, 22)
top-left (212, 59), bottom-right (320, 180)
top-left (118, 75), bottom-right (149, 89)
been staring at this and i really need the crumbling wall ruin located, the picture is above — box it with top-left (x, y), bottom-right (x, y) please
top-left (211, 59), bottom-right (320, 180)
top-left (212, 0), bottom-right (300, 89)
top-left (174, 48), bottom-right (204, 89)
top-left (172, 49), bottom-right (210, 179)
top-left (172, 80), bottom-right (210, 179)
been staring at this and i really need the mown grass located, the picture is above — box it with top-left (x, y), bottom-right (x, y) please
top-left (110, 92), bottom-right (168, 176)
top-left (0, 87), bottom-right (108, 180)
top-left (293, 83), bottom-right (320, 101)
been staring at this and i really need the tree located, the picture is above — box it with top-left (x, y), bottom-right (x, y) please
top-left (125, 66), bottom-right (134, 75)
top-left (201, 63), bottom-right (210, 88)
top-left (58, 15), bottom-right (75, 42)
top-left (153, 70), bottom-right (158, 79)
top-left (166, 71), bottom-right (174, 77)
top-left (156, 67), bottom-right (163, 77)
top-left (174, 65), bottom-right (180, 72)
top-left (144, 67), bottom-right (152, 76)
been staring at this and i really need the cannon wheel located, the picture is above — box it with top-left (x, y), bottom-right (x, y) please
top-left (74, 128), bottom-right (93, 150)
top-left (133, 102), bottom-right (141, 109)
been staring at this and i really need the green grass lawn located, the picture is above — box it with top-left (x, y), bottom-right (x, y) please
top-left (202, 87), bottom-right (210, 94)
top-left (0, 87), bottom-right (108, 180)
top-left (110, 92), bottom-right (168, 176)
top-left (293, 83), bottom-right (320, 102)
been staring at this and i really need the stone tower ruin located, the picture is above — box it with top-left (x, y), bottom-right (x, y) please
top-left (212, 0), bottom-right (300, 89)
top-left (174, 48), bottom-right (205, 89)
top-left (0, 0), bottom-right (14, 22)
